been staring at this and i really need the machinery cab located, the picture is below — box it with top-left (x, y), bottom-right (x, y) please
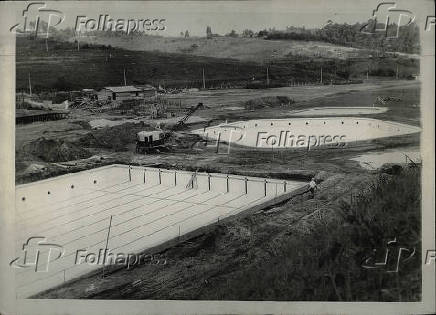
top-left (136, 130), bottom-right (165, 153)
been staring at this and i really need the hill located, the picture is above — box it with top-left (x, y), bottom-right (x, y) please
top-left (75, 34), bottom-right (418, 64)
top-left (77, 35), bottom-right (372, 63)
top-left (16, 37), bottom-right (418, 92)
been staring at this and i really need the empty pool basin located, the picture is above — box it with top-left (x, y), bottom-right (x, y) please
top-left (192, 117), bottom-right (421, 149)
top-left (14, 164), bottom-right (306, 297)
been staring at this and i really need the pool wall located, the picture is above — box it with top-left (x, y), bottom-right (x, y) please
top-left (15, 165), bottom-right (305, 297)
top-left (193, 117), bottom-right (421, 149)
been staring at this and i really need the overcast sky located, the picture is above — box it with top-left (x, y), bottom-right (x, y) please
top-left (12, 0), bottom-right (430, 37)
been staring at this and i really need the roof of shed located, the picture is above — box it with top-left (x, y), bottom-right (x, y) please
top-left (103, 86), bottom-right (141, 93)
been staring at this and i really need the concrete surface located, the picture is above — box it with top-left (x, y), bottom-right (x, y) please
top-left (192, 117), bottom-right (421, 149)
top-left (14, 164), bottom-right (305, 297)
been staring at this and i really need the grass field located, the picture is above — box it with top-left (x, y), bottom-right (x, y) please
top-left (16, 37), bottom-right (419, 92)
top-left (78, 35), bottom-right (419, 63)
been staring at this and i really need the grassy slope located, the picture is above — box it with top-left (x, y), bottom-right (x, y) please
top-left (79, 35), bottom-right (368, 62)
top-left (78, 35), bottom-right (419, 63)
top-left (34, 167), bottom-right (421, 301)
top-left (16, 37), bottom-right (419, 92)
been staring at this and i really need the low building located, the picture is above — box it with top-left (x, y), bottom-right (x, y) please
top-left (134, 84), bottom-right (157, 98)
top-left (97, 86), bottom-right (142, 101)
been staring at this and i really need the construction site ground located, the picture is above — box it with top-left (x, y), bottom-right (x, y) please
top-left (16, 79), bottom-right (421, 299)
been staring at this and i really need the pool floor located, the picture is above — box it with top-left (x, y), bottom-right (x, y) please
top-left (14, 165), bottom-right (305, 297)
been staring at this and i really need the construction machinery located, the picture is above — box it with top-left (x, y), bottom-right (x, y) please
top-left (135, 102), bottom-right (203, 154)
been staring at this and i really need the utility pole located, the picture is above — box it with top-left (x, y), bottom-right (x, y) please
top-left (266, 66), bottom-right (270, 86)
top-left (320, 67), bottom-right (323, 84)
top-left (202, 68), bottom-right (206, 89)
top-left (28, 73), bottom-right (32, 97)
top-left (123, 68), bottom-right (127, 86)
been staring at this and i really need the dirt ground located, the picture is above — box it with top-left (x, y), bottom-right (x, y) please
top-left (16, 78), bottom-right (422, 299)
top-left (15, 79), bottom-right (420, 183)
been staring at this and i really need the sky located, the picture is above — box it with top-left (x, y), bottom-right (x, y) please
top-left (10, 0), bottom-right (432, 37)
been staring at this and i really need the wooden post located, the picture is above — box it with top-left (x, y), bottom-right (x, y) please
top-left (174, 171), bottom-right (177, 186)
top-left (226, 174), bottom-right (229, 193)
top-left (128, 165), bottom-right (131, 182)
top-left (284, 181), bottom-right (287, 192)
top-left (102, 215), bottom-right (113, 278)
top-left (245, 177), bottom-right (248, 194)
top-left (28, 73), bottom-right (32, 97)
top-left (158, 169), bottom-right (162, 184)
top-left (266, 66), bottom-right (270, 86)
top-left (264, 179), bottom-right (267, 196)
top-left (208, 173), bottom-right (211, 191)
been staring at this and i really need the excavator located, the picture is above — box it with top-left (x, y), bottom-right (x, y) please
top-left (135, 102), bottom-right (203, 154)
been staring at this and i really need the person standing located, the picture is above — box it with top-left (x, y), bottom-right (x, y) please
top-left (309, 177), bottom-right (317, 198)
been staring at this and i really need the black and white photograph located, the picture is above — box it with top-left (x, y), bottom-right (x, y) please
top-left (0, 0), bottom-right (434, 314)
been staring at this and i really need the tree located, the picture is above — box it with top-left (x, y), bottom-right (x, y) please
top-left (206, 26), bottom-right (212, 39)
top-left (226, 30), bottom-right (238, 38)
top-left (242, 29), bottom-right (254, 38)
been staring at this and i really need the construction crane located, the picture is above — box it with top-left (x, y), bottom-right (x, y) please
top-left (135, 102), bottom-right (203, 154)
top-left (172, 102), bottom-right (203, 132)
